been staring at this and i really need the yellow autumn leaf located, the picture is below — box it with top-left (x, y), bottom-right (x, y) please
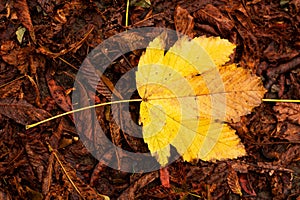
top-left (136, 34), bottom-right (266, 166)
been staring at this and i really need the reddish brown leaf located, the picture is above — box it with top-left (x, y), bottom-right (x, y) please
top-left (239, 173), bottom-right (256, 196)
top-left (0, 78), bottom-right (24, 98)
top-left (160, 167), bottom-right (170, 188)
top-left (13, 0), bottom-right (36, 42)
top-left (277, 146), bottom-right (300, 166)
top-left (45, 71), bottom-right (73, 122)
top-left (42, 153), bottom-right (55, 196)
top-left (80, 58), bottom-right (116, 101)
top-left (37, 0), bottom-right (55, 15)
top-left (274, 103), bottom-right (300, 124)
top-left (174, 5), bottom-right (194, 38)
top-left (276, 122), bottom-right (300, 142)
top-left (0, 41), bottom-right (33, 74)
top-left (118, 171), bottom-right (159, 200)
top-left (49, 147), bottom-right (108, 200)
top-left (0, 65), bottom-right (19, 86)
top-left (25, 139), bottom-right (50, 182)
top-left (194, 4), bottom-right (234, 37)
top-left (96, 80), bottom-right (113, 101)
top-left (273, 102), bottom-right (300, 142)
top-left (139, 185), bottom-right (178, 199)
top-left (227, 167), bottom-right (242, 196)
top-left (0, 98), bottom-right (51, 126)
top-left (36, 27), bottom-right (94, 58)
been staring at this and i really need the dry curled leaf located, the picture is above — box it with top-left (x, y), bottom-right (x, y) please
top-left (239, 173), bottom-right (256, 196)
top-left (136, 34), bottom-right (266, 166)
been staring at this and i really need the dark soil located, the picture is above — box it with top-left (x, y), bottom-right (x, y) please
top-left (0, 0), bottom-right (300, 199)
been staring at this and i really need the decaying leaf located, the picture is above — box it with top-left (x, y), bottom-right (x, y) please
top-left (136, 35), bottom-right (266, 166)
top-left (25, 139), bottom-right (50, 182)
top-left (118, 171), bottom-right (159, 200)
top-left (174, 6), bottom-right (194, 38)
top-left (273, 102), bottom-right (300, 142)
top-left (42, 153), bottom-right (55, 196)
top-left (239, 173), bottom-right (256, 196)
top-left (0, 98), bottom-right (51, 125)
top-left (273, 102), bottom-right (300, 124)
top-left (46, 72), bottom-right (72, 113)
top-left (13, 0), bottom-right (36, 42)
top-left (0, 41), bottom-right (33, 74)
top-left (0, 78), bottom-right (24, 98)
top-left (194, 4), bottom-right (234, 37)
top-left (227, 166), bottom-right (242, 196)
top-left (47, 144), bottom-right (110, 200)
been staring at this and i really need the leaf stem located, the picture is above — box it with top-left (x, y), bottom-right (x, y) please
top-left (26, 99), bottom-right (143, 130)
top-left (125, 0), bottom-right (130, 28)
top-left (263, 99), bottom-right (300, 103)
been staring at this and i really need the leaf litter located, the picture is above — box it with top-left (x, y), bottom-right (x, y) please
top-left (0, 0), bottom-right (300, 199)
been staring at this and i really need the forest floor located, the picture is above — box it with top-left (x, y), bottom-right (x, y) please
top-left (0, 0), bottom-right (300, 199)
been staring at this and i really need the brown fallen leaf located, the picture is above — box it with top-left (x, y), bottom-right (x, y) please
top-left (47, 144), bottom-right (109, 200)
top-left (239, 173), bottom-right (256, 196)
top-left (0, 98), bottom-right (51, 126)
top-left (174, 5), bottom-right (194, 38)
top-left (0, 41), bottom-right (33, 74)
top-left (42, 153), bottom-right (55, 196)
top-left (227, 166), bottom-right (242, 196)
top-left (266, 56), bottom-right (300, 83)
top-left (25, 186), bottom-right (43, 200)
top-left (118, 171), bottom-right (159, 200)
top-left (273, 102), bottom-right (300, 142)
top-left (37, 27), bottom-right (94, 58)
top-left (0, 78), bottom-right (24, 98)
top-left (194, 4), bottom-right (234, 37)
top-left (45, 71), bottom-right (73, 122)
top-left (276, 146), bottom-right (300, 166)
top-left (0, 65), bottom-right (19, 86)
top-left (273, 102), bottom-right (300, 124)
top-left (13, 0), bottom-right (36, 42)
top-left (276, 122), bottom-right (300, 142)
